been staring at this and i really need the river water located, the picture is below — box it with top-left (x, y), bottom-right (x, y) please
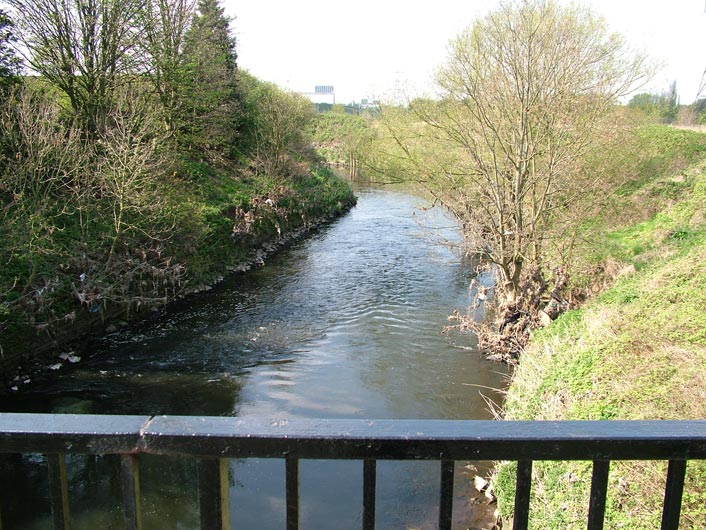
top-left (0, 187), bottom-right (508, 530)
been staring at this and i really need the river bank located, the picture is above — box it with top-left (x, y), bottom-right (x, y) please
top-left (0, 188), bottom-right (508, 530)
top-left (493, 127), bottom-right (706, 528)
top-left (0, 165), bottom-right (356, 385)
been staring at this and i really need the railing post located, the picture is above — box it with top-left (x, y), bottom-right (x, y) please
top-left (47, 453), bottom-right (71, 530)
top-left (439, 460), bottom-right (454, 530)
top-left (513, 460), bottom-right (532, 530)
top-left (120, 455), bottom-right (142, 530)
top-left (198, 458), bottom-right (230, 530)
top-left (363, 459), bottom-right (376, 530)
top-left (661, 460), bottom-right (687, 530)
top-left (587, 460), bottom-right (610, 530)
top-left (286, 457), bottom-right (300, 530)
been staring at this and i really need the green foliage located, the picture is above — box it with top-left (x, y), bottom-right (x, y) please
top-left (628, 81), bottom-right (679, 124)
top-left (0, 10), bottom-right (21, 91)
top-left (695, 98), bottom-right (706, 124)
top-left (564, 125), bottom-right (706, 295)
top-left (0, 0), bottom-right (356, 365)
top-left (236, 71), bottom-right (314, 176)
top-left (137, 0), bottom-right (195, 136)
top-left (179, 157), bottom-right (218, 182)
top-left (496, 130), bottom-right (706, 528)
top-left (634, 125), bottom-right (706, 180)
top-left (0, 88), bottom-right (354, 356)
top-left (310, 113), bottom-right (374, 177)
top-left (180, 0), bottom-right (240, 154)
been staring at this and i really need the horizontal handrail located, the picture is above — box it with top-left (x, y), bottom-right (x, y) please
top-left (1, 414), bottom-right (705, 530)
top-left (1, 413), bottom-right (706, 460)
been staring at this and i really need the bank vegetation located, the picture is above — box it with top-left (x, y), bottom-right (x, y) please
top-left (358, 0), bottom-right (653, 358)
top-left (0, 0), bottom-right (355, 376)
top-left (494, 125), bottom-right (706, 529)
top-left (313, 1), bottom-right (706, 527)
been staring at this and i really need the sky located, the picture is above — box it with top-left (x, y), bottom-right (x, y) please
top-left (223, 0), bottom-right (706, 104)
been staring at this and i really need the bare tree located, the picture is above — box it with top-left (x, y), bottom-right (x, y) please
top-left (138, 0), bottom-right (196, 134)
top-left (7, 0), bottom-right (142, 134)
top-left (0, 86), bottom-right (91, 278)
top-left (384, 0), bottom-right (649, 303)
top-left (0, 86), bottom-right (92, 345)
top-left (72, 85), bottom-right (186, 312)
top-left (373, 0), bottom-right (652, 354)
top-left (439, 0), bottom-right (649, 300)
top-left (96, 86), bottom-right (166, 263)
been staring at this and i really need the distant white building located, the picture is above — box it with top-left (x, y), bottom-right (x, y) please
top-left (303, 85), bottom-right (335, 105)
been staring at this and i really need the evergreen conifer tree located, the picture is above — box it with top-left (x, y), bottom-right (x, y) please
top-left (182, 0), bottom-right (239, 154)
top-left (0, 9), bottom-right (22, 92)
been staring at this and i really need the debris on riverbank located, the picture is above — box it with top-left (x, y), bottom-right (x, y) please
top-left (0, 173), bottom-right (356, 387)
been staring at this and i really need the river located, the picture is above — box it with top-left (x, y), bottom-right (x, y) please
top-left (0, 187), bottom-right (508, 530)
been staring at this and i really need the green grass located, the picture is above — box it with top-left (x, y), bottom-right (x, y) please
top-left (618, 125), bottom-right (706, 194)
top-left (0, 155), bottom-right (355, 367)
top-left (495, 127), bottom-right (706, 529)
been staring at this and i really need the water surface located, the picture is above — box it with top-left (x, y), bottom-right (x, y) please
top-left (0, 188), bottom-right (507, 530)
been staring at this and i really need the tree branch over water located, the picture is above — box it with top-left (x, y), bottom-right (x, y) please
top-left (374, 0), bottom-right (653, 358)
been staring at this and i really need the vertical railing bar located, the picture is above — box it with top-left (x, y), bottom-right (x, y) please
top-left (47, 453), bottom-right (71, 530)
top-left (198, 457), bottom-right (230, 530)
top-left (218, 458), bottom-right (231, 530)
top-left (587, 460), bottom-right (610, 530)
top-left (363, 459), bottom-right (376, 530)
top-left (120, 454), bottom-right (142, 530)
top-left (661, 460), bottom-right (687, 530)
top-left (439, 459), bottom-right (454, 530)
top-left (513, 460), bottom-right (532, 530)
top-left (286, 457), bottom-right (300, 530)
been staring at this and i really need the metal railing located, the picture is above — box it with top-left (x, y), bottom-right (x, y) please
top-left (1, 413), bottom-right (705, 530)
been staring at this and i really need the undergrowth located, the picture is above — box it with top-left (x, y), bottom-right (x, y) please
top-left (494, 126), bottom-right (706, 529)
top-left (0, 158), bottom-right (355, 371)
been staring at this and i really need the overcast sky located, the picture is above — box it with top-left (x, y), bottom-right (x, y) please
top-left (223, 0), bottom-right (706, 104)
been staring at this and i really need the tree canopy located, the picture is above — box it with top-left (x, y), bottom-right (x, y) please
top-left (628, 81), bottom-right (679, 123)
top-left (375, 0), bottom-right (651, 351)
top-left (0, 0), bottom-right (344, 359)
top-left (7, 0), bottom-right (143, 134)
top-left (0, 10), bottom-right (21, 90)
top-left (434, 0), bottom-right (648, 295)
top-left (181, 0), bottom-right (239, 152)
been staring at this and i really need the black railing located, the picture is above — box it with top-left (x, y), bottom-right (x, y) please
top-left (1, 413), bottom-right (705, 530)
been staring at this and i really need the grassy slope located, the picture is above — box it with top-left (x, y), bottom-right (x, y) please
top-left (495, 127), bottom-right (706, 529)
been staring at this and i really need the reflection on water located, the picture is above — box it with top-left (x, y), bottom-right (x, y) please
top-left (0, 188), bottom-right (508, 529)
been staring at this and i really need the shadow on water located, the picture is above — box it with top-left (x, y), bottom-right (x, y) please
top-left (0, 187), bottom-right (508, 530)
